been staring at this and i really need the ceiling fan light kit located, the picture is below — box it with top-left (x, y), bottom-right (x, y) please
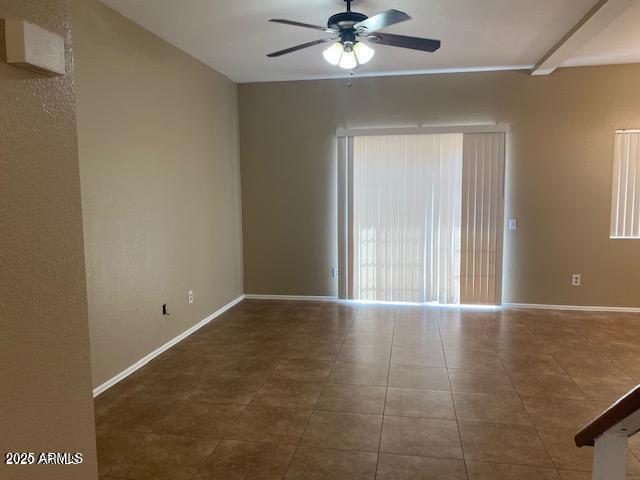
top-left (323, 41), bottom-right (374, 69)
top-left (267, 0), bottom-right (441, 70)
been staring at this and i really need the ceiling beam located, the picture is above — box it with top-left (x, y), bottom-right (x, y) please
top-left (531, 0), bottom-right (636, 76)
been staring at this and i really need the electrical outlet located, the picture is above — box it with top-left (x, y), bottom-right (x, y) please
top-left (188, 290), bottom-right (194, 304)
top-left (331, 267), bottom-right (339, 279)
top-left (572, 274), bottom-right (581, 287)
top-left (508, 219), bottom-right (518, 231)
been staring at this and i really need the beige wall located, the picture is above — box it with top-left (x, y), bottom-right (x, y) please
top-left (0, 1), bottom-right (98, 479)
top-left (239, 66), bottom-right (640, 307)
top-left (72, 0), bottom-right (243, 388)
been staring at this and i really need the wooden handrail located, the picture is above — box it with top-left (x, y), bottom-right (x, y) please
top-left (575, 385), bottom-right (640, 448)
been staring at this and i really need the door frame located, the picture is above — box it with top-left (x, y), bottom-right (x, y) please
top-left (337, 124), bottom-right (509, 304)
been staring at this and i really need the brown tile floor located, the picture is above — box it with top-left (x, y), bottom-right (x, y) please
top-left (95, 300), bottom-right (640, 479)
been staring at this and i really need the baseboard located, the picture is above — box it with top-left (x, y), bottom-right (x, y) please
top-left (93, 294), bottom-right (637, 397)
top-left (92, 294), bottom-right (245, 397)
top-left (244, 294), bottom-right (339, 301)
top-left (246, 295), bottom-right (640, 312)
top-left (243, 295), bottom-right (502, 308)
top-left (503, 303), bottom-right (640, 313)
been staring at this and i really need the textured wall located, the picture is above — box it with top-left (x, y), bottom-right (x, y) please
top-left (239, 66), bottom-right (640, 307)
top-left (72, 0), bottom-right (244, 387)
top-left (0, 1), bottom-right (98, 479)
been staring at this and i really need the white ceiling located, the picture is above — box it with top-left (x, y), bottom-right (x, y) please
top-left (562, 0), bottom-right (640, 67)
top-left (99, 0), bottom-right (640, 83)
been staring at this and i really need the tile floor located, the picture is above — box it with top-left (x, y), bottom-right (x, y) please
top-left (94, 299), bottom-right (640, 479)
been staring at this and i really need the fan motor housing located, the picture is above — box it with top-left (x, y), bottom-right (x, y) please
top-left (327, 11), bottom-right (367, 31)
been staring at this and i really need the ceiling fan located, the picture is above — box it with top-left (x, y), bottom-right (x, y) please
top-left (267, 0), bottom-right (441, 70)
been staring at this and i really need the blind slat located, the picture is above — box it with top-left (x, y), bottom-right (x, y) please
top-left (460, 133), bottom-right (505, 305)
top-left (611, 132), bottom-right (640, 239)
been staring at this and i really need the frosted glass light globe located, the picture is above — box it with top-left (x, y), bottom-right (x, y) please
top-left (323, 42), bottom-right (344, 66)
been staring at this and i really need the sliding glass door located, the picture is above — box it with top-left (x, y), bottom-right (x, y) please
top-left (338, 127), bottom-right (506, 306)
top-left (352, 133), bottom-right (463, 303)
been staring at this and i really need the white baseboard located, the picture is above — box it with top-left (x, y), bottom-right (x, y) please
top-left (92, 294), bottom-right (245, 397)
top-left (93, 294), bottom-right (637, 397)
top-left (503, 303), bottom-right (640, 313)
top-left (246, 295), bottom-right (640, 313)
top-left (244, 294), bottom-right (339, 301)
top-left (243, 295), bottom-right (502, 309)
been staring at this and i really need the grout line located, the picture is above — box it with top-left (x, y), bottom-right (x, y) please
top-left (281, 304), bottom-right (357, 478)
top-left (188, 300), bottom-right (292, 480)
top-left (106, 409), bottom-right (592, 438)
top-left (94, 295), bottom-right (246, 398)
top-left (100, 430), bottom-right (153, 478)
top-left (98, 300), bottom-right (640, 478)
top-left (487, 314), bottom-right (561, 473)
top-left (240, 440), bottom-right (460, 459)
top-left (375, 311), bottom-right (396, 479)
top-left (521, 324), bottom-right (640, 469)
top-left (440, 309), bottom-right (470, 480)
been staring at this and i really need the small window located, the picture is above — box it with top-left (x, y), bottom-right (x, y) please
top-left (611, 130), bottom-right (640, 239)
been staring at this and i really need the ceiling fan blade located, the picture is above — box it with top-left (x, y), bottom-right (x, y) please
top-left (354, 10), bottom-right (410, 33)
top-left (366, 32), bottom-right (441, 52)
top-left (269, 19), bottom-right (336, 33)
top-left (267, 38), bottom-right (334, 58)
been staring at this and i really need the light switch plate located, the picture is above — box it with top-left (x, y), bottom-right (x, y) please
top-left (4, 18), bottom-right (65, 76)
top-left (508, 219), bottom-right (518, 231)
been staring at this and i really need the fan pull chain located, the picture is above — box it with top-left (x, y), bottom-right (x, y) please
top-left (347, 70), bottom-right (354, 88)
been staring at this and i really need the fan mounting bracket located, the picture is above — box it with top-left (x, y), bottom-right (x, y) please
top-left (327, 11), bottom-right (368, 31)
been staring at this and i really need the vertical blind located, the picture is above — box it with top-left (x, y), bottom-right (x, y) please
top-left (611, 131), bottom-right (640, 238)
top-left (352, 134), bottom-right (464, 303)
top-left (460, 133), bottom-right (505, 305)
